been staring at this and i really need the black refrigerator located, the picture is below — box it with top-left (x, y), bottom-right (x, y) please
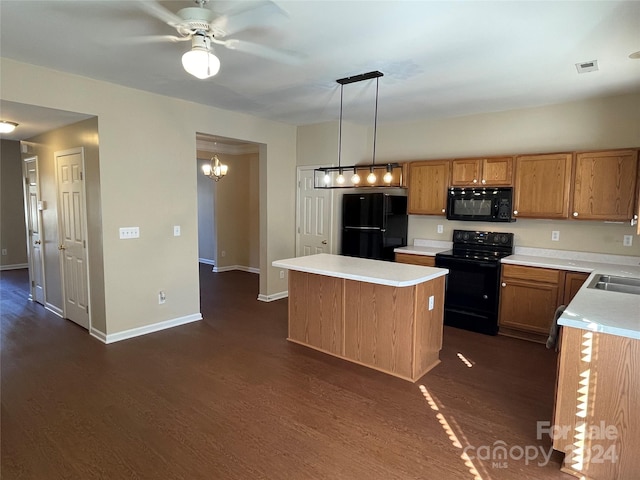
top-left (341, 193), bottom-right (408, 261)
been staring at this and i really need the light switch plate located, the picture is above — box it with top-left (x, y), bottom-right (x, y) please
top-left (173, 225), bottom-right (181, 237)
top-left (437, 225), bottom-right (444, 234)
top-left (119, 227), bottom-right (139, 239)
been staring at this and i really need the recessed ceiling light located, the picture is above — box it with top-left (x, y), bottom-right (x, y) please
top-left (629, 51), bottom-right (640, 59)
top-left (575, 60), bottom-right (598, 74)
top-left (0, 121), bottom-right (19, 133)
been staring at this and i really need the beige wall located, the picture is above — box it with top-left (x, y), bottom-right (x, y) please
top-left (297, 92), bottom-right (640, 257)
top-left (213, 152), bottom-right (260, 270)
top-left (24, 118), bottom-right (106, 332)
top-left (0, 140), bottom-right (28, 268)
top-left (1, 58), bottom-right (295, 337)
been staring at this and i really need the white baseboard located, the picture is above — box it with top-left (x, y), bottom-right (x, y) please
top-left (213, 265), bottom-right (260, 274)
top-left (257, 291), bottom-right (288, 302)
top-left (92, 313), bottom-right (203, 344)
top-left (0, 263), bottom-right (28, 271)
top-left (45, 303), bottom-right (63, 317)
top-left (198, 258), bottom-right (215, 266)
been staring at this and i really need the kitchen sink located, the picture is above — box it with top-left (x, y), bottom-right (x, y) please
top-left (587, 274), bottom-right (640, 295)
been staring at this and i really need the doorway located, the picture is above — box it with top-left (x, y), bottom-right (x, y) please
top-left (296, 166), bottom-right (333, 256)
top-left (23, 156), bottom-right (46, 304)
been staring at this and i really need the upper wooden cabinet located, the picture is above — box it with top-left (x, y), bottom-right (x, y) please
top-left (407, 160), bottom-right (450, 215)
top-left (513, 153), bottom-right (572, 219)
top-left (571, 149), bottom-right (638, 221)
top-left (451, 156), bottom-right (513, 186)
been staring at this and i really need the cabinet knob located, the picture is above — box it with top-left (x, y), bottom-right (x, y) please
top-left (513, 210), bottom-right (518, 216)
top-left (473, 179), bottom-right (478, 184)
top-left (441, 208), bottom-right (445, 213)
top-left (481, 179), bottom-right (486, 184)
top-left (573, 212), bottom-right (579, 217)
top-left (501, 282), bottom-right (506, 287)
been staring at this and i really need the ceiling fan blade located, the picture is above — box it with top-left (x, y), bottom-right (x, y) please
top-left (222, 39), bottom-right (303, 65)
top-left (136, 0), bottom-right (184, 27)
top-left (128, 34), bottom-right (190, 44)
top-left (211, 1), bottom-right (289, 37)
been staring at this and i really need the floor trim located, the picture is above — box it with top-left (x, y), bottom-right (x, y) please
top-left (0, 263), bottom-right (28, 271)
top-left (92, 313), bottom-right (203, 344)
top-left (257, 291), bottom-right (288, 302)
top-left (45, 303), bottom-right (63, 318)
top-left (198, 258), bottom-right (215, 266)
top-left (213, 265), bottom-right (260, 274)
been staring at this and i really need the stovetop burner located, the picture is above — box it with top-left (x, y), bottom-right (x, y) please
top-left (438, 229), bottom-right (515, 261)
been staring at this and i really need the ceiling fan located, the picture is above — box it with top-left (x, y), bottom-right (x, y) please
top-left (138, 0), bottom-right (301, 79)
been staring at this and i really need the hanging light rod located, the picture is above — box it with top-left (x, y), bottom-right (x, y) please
top-left (336, 70), bottom-right (384, 85)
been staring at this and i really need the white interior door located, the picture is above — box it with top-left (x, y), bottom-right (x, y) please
top-left (24, 157), bottom-right (45, 304)
top-left (296, 168), bottom-right (332, 256)
top-left (56, 148), bottom-right (89, 329)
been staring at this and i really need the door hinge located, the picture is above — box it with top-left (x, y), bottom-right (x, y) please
top-left (31, 280), bottom-right (35, 287)
top-left (86, 305), bottom-right (89, 313)
top-left (83, 240), bottom-right (86, 248)
top-left (297, 227), bottom-right (300, 234)
top-left (80, 171), bottom-right (83, 181)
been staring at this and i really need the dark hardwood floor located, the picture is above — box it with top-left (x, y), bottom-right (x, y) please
top-left (1, 265), bottom-right (572, 479)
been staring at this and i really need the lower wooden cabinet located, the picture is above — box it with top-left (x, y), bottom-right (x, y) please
top-left (395, 252), bottom-right (436, 267)
top-left (498, 265), bottom-right (588, 343)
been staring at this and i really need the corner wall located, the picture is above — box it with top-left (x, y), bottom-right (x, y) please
top-left (0, 140), bottom-right (28, 269)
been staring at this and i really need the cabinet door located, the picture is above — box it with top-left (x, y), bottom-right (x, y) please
top-left (395, 253), bottom-right (435, 267)
top-left (563, 272), bottom-right (589, 304)
top-left (499, 278), bottom-right (560, 334)
top-left (482, 156), bottom-right (513, 186)
top-left (572, 149), bottom-right (638, 221)
top-left (514, 153), bottom-right (572, 219)
top-left (450, 159), bottom-right (481, 186)
top-left (407, 160), bottom-right (450, 215)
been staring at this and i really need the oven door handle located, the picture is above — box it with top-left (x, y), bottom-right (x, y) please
top-left (436, 257), bottom-right (499, 268)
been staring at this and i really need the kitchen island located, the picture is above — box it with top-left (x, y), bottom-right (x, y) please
top-left (272, 253), bottom-right (448, 382)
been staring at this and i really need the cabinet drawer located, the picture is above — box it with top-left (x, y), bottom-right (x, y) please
top-left (502, 264), bottom-right (562, 284)
top-left (395, 253), bottom-right (435, 267)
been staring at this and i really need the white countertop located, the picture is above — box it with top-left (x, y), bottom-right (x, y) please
top-left (501, 248), bottom-right (640, 340)
top-left (394, 245), bottom-right (448, 256)
top-left (273, 253), bottom-right (448, 287)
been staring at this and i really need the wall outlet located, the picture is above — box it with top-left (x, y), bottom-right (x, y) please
top-left (173, 225), bottom-right (181, 237)
top-left (1, 249), bottom-right (6, 256)
top-left (623, 235), bottom-right (633, 247)
top-left (437, 225), bottom-right (444, 234)
top-left (279, 270), bottom-right (285, 279)
top-left (551, 230), bottom-right (560, 241)
top-left (119, 227), bottom-right (140, 239)
top-left (158, 291), bottom-right (166, 304)
top-left (221, 250), bottom-right (226, 257)
top-left (428, 295), bottom-right (434, 311)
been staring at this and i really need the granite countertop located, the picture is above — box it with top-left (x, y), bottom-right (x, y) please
top-left (501, 247), bottom-right (640, 340)
top-left (273, 253), bottom-right (448, 287)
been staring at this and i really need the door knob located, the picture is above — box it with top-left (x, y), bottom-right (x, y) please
top-left (321, 240), bottom-right (327, 245)
top-left (501, 282), bottom-right (506, 287)
top-left (573, 212), bottom-right (579, 217)
top-left (34, 240), bottom-right (41, 245)
top-left (58, 244), bottom-right (66, 250)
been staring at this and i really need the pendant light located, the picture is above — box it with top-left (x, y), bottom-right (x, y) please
top-left (367, 75), bottom-right (381, 185)
top-left (336, 83), bottom-right (346, 185)
top-left (202, 154), bottom-right (228, 181)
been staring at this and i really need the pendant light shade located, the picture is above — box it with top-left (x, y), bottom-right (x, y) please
top-left (182, 35), bottom-right (220, 79)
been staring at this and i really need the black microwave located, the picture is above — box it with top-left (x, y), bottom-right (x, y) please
top-left (446, 187), bottom-right (515, 222)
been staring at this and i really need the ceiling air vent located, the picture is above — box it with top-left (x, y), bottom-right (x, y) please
top-left (575, 60), bottom-right (599, 73)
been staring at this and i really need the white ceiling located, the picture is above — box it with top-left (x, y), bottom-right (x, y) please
top-left (1, 0), bottom-right (639, 141)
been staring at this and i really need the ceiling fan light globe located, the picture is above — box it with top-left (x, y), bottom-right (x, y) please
top-left (182, 49), bottom-right (220, 79)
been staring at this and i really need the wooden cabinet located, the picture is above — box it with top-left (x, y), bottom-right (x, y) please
top-left (553, 327), bottom-right (640, 478)
top-left (407, 160), bottom-right (450, 215)
top-left (513, 153), bottom-right (572, 219)
top-left (571, 149), bottom-right (638, 221)
top-left (499, 264), bottom-right (563, 343)
top-left (451, 156), bottom-right (513, 186)
top-left (563, 271), bottom-right (589, 304)
top-left (395, 253), bottom-right (435, 267)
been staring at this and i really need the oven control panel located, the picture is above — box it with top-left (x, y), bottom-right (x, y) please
top-left (452, 229), bottom-right (514, 247)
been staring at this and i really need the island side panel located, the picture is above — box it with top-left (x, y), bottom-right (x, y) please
top-left (412, 276), bottom-right (444, 380)
top-left (343, 280), bottom-right (415, 379)
top-left (287, 270), bottom-right (344, 356)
